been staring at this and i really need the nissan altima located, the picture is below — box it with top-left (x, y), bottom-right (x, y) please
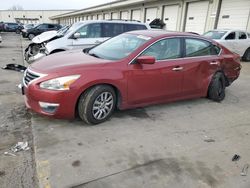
top-left (22, 30), bottom-right (241, 124)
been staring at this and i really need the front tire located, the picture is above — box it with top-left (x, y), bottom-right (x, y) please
top-left (208, 72), bottom-right (226, 102)
top-left (28, 33), bottom-right (35, 40)
top-left (242, 48), bottom-right (250, 62)
top-left (78, 85), bottom-right (116, 125)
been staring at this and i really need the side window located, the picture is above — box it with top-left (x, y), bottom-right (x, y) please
top-left (37, 24), bottom-right (48, 30)
top-left (225, 32), bottom-right (235, 40)
top-left (113, 24), bottom-right (125, 36)
top-left (185, 38), bottom-right (215, 57)
top-left (76, 23), bottom-right (101, 38)
top-left (239, 32), bottom-right (247, 39)
top-left (141, 38), bottom-right (181, 60)
top-left (126, 24), bottom-right (147, 32)
top-left (48, 24), bottom-right (55, 29)
top-left (211, 45), bottom-right (221, 55)
top-left (102, 23), bottom-right (113, 37)
top-left (102, 23), bottom-right (120, 37)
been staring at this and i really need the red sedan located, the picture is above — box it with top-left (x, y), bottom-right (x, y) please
top-left (23, 30), bottom-right (241, 124)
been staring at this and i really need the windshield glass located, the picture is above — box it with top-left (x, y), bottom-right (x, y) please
top-left (64, 22), bottom-right (84, 36)
top-left (203, 31), bottom-right (227, 39)
top-left (57, 25), bottom-right (70, 36)
top-left (88, 33), bottom-right (151, 60)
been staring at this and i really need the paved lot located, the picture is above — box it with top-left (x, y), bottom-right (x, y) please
top-left (0, 32), bottom-right (37, 187)
top-left (1, 32), bottom-right (250, 188)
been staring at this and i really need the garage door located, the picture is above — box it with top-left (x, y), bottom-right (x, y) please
top-left (185, 1), bottom-right (209, 34)
top-left (104, 13), bottom-right (110, 20)
top-left (131, 9), bottom-right (141, 21)
top-left (121, 11), bottom-right (129, 19)
top-left (111, 12), bottom-right (119, 19)
top-left (217, 0), bottom-right (250, 30)
top-left (97, 14), bottom-right (103, 20)
top-left (145, 7), bottom-right (158, 23)
top-left (163, 4), bottom-right (179, 31)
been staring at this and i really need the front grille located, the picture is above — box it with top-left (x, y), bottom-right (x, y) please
top-left (24, 70), bottom-right (40, 86)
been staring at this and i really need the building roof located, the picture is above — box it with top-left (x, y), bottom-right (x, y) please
top-left (50, 0), bottom-right (154, 19)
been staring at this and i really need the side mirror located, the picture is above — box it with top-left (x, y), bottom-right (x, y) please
top-left (136, 56), bottom-right (155, 64)
top-left (73, 32), bottom-right (81, 39)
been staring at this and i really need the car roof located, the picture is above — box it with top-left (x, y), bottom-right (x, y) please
top-left (75, 20), bottom-right (147, 25)
top-left (127, 29), bottom-right (201, 38)
top-left (207, 29), bottom-right (247, 32)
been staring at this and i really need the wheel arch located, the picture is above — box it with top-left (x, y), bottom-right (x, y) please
top-left (74, 83), bottom-right (123, 118)
top-left (206, 70), bottom-right (228, 96)
top-left (50, 49), bottom-right (65, 54)
top-left (242, 47), bottom-right (250, 61)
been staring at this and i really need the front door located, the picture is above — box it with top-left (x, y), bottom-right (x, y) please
top-left (71, 23), bottom-right (105, 50)
top-left (127, 38), bottom-right (183, 104)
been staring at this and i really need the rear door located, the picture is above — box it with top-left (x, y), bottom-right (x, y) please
top-left (181, 38), bottom-right (221, 96)
top-left (221, 31), bottom-right (238, 53)
top-left (234, 31), bottom-right (249, 56)
top-left (71, 23), bottom-right (104, 49)
top-left (127, 38), bottom-right (183, 104)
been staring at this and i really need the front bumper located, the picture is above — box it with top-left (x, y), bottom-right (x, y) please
top-left (23, 84), bottom-right (77, 119)
top-left (22, 32), bottom-right (28, 38)
top-left (24, 45), bottom-right (46, 64)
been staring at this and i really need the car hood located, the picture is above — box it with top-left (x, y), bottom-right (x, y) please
top-left (32, 30), bottom-right (58, 44)
top-left (30, 50), bottom-right (111, 74)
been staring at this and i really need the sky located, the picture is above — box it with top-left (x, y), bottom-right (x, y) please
top-left (0, 0), bottom-right (111, 10)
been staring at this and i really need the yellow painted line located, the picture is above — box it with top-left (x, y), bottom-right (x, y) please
top-left (37, 160), bottom-right (51, 188)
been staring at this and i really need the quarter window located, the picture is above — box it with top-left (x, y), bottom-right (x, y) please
top-left (185, 38), bottom-right (217, 57)
top-left (141, 38), bottom-right (181, 60)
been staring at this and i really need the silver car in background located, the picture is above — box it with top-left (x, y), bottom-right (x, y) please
top-left (24, 20), bottom-right (150, 63)
top-left (203, 29), bottom-right (250, 61)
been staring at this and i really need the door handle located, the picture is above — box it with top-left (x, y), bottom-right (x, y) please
top-left (172, 66), bottom-right (183, 71)
top-left (210, 61), bottom-right (219, 65)
top-left (95, 40), bottom-right (101, 44)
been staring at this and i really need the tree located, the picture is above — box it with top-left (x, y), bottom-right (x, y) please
top-left (8, 5), bottom-right (23, 10)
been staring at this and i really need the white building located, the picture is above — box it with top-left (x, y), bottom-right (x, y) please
top-left (0, 10), bottom-right (74, 24)
top-left (50, 0), bottom-right (250, 34)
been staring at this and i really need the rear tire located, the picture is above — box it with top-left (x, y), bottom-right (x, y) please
top-left (208, 72), bottom-right (226, 102)
top-left (242, 48), bottom-right (250, 62)
top-left (78, 85), bottom-right (116, 125)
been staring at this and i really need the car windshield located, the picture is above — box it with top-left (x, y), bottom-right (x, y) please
top-left (88, 33), bottom-right (151, 60)
top-left (64, 22), bottom-right (84, 36)
top-left (57, 25), bottom-right (70, 36)
top-left (203, 31), bottom-right (227, 39)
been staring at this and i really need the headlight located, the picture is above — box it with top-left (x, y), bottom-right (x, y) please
top-left (40, 75), bottom-right (80, 90)
top-left (44, 47), bottom-right (49, 55)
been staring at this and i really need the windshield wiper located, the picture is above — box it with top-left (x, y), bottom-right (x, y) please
top-left (88, 52), bottom-right (100, 58)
